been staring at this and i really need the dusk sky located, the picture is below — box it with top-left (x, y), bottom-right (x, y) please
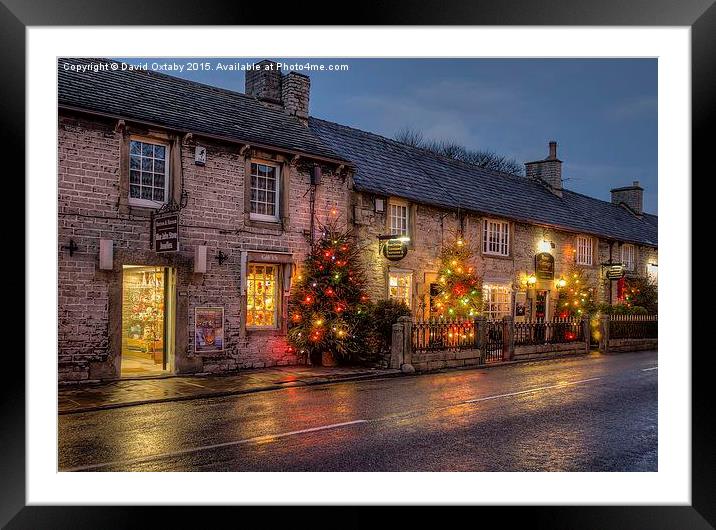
top-left (120, 58), bottom-right (658, 214)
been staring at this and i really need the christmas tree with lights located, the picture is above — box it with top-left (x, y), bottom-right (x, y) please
top-left (287, 222), bottom-right (370, 365)
top-left (432, 236), bottom-right (482, 319)
top-left (556, 266), bottom-right (596, 317)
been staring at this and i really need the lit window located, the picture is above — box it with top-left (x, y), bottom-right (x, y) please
top-left (389, 201), bottom-right (408, 237)
top-left (250, 162), bottom-right (280, 221)
top-left (388, 271), bottom-right (412, 308)
top-left (129, 139), bottom-right (169, 207)
top-left (621, 244), bottom-right (635, 271)
top-left (482, 219), bottom-right (510, 256)
top-left (483, 284), bottom-right (512, 320)
top-left (246, 263), bottom-right (278, 328)
top-left (576, 236), bottom-right (593, 265)
top-left (646, 263), bottom-right (658, 284)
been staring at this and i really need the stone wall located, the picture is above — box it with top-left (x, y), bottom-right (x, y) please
top-left (58, 111), bottom-right (348, 381)
top-left (350, 190), bottom-right (656, 320)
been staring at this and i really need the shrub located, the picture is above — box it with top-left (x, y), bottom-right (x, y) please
top-left (361, 299), bottom-right (412, 358)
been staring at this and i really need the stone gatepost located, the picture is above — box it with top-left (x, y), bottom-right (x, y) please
top-left (582, 315), bottom-right (591, 354)
top-left (390, 316), bottom-right (414, 372)
top-left (474, 316), bottom-right (487, 362)
top-left (390, 320), bottom-right (404, 369)
top-left (398, 316), bottom-right (414, 373)
top-left (599, 314), bottom-right (610, 353)
top-left (502, 315), bottom-right (515, 361)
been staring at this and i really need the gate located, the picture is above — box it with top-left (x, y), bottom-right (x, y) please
top-left (485, 320), bottom-right (504, 363)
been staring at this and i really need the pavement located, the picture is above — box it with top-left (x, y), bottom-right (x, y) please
top-left (58, 350), bottom-right (658, 472)
top-left (58, 365), bottom-right (401, 414)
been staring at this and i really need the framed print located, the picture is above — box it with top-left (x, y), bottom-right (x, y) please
top-left (194, 307), bottom-right (225, 353)
top-left (13, 0), bottom-right (712, 527)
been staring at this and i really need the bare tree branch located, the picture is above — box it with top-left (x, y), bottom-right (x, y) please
top-left (393, 126), bottom-right (524, 176)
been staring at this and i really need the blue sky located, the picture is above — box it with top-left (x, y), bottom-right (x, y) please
top-left (120, 58), bottom-right (657, 213)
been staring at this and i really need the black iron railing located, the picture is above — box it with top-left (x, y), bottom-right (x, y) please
top-left (609, 314), bottom-right (658, 339)
top-left (411, 319), bottom-right (477, 353)
top-left (514, 318), bottom-right (584, 346)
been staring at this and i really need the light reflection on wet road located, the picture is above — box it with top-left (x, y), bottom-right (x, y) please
top-left (58, 351), bottom-right (657, 472)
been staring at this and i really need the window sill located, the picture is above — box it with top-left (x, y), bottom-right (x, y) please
top-left (245, 217), bottom-right (284, 232)
top-left (246, 327), bottom-right (284, 336)
top-left (481, 252), bottom-right (512, 260)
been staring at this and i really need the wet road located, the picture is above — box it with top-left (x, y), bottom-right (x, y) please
top-left (58, 351), bottom-right (658, 472)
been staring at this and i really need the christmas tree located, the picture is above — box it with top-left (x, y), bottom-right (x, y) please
top-left (556, 266), bottom-right (596, 317)
top-left (432, 236), bottom-right (482, 319)
top-left (287, 222), bottom-right (370, 364)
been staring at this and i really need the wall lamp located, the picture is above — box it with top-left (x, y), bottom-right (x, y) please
top-left (215, 250), bottom-right (229, 265)
top-left (377, 234), bottom-right (410, 242)
top-left (556, 277), bottom-right (567, 289)
top-left (526, 274), bottom-right (537, 287)
top-left (538, 240), bottom-right (555, 253)
top-left (62, 238), bottom-right (78, 256)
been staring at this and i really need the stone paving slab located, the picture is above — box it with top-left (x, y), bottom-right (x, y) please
top-left (58, 366), bottom-right (401, 414)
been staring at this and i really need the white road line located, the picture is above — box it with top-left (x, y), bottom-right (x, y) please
top-left (62, 419), bottom-right (368, 472)
top-left (641, 366), bottom-right (658, 371)
top-left (463, 377), bottom-right (602, 404)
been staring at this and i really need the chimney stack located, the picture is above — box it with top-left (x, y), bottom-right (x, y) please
top-left (245, 60), bottom-right (311, 126)
top-left (281, 71), bottom-right (311, 122)
top-left (610, 180), bottom-right (644, 216)
top-left (525, 141), bottom-right (563, 197)
top-left (245, 60), bottom-right (283, 106)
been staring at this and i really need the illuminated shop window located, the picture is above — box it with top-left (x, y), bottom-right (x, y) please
top-left (576, 236), bottom-right (593, 265)
top-left (246, 263), bottom-right (278, 328)
top-left (388, 271), bottom-right (412, 308)
top-left (129, 139), bottom-right (169, 207)
top-left (483, 284), bottom-right (512, 320)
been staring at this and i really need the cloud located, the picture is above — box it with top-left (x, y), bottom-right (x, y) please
top-left (605, 96), bottom-right (657, 121)
top-left (343, 79), bottom-right (527, 149)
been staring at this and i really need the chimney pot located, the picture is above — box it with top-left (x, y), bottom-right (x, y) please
top-left (633, 180), bottom-right (640, 187)
top-left (548, 141), bottom-right (557, 160)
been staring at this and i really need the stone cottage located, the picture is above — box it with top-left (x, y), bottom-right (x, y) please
top-left (57, 58), bottom-right (657, 382)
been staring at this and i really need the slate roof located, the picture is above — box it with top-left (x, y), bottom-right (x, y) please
top-left (309, 118), bottom-right (657, 247)
top-left (57, 58), bottom-right (347, 163)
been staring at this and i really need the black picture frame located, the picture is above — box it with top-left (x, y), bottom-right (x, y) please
top-left (7, 0), bottom-right (710, 527)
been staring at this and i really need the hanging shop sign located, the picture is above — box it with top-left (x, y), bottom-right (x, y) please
top-left (194, 306), bottom-right (225, 353)
top-left (382, 238), bottom-right (408, 261)
top-left (154, 213), bottom-right (179, 253)
top-left (534, 252), bottom-right (554, 280)
top-left (605, 263), bottom-right (625, 280)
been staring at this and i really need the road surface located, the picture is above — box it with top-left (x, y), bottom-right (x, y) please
top-left (58, 351), bottom-right (658, 472)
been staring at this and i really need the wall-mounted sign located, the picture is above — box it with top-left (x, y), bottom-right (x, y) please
top-left (195, 145), bottom-right (207, 165)
top-left (605, 263), bottom-right (625, 280)
top-left (195, 306), bottom-right (225, 353)
top-left (534, 252), bottom-right (554, 280)
top-left (154, 213), bottom-right (179, 253)
top-left (382, 238), bottom-right (408, 261)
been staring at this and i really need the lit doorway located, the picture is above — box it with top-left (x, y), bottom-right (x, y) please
top-left (121, 265), bottom-right (175, 377)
